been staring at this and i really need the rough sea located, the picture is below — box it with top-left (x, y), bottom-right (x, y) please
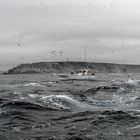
top-left (0, 73), bottom-right (140, 140)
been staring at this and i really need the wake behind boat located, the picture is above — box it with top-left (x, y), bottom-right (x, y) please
top-left (59, 69), bottom-right (96, 80)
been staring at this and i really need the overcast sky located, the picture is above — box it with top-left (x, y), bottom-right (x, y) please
top-left (0, 0), bottom-right (140, 70)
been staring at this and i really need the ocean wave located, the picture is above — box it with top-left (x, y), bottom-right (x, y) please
top-left (25, 94), bottom-right (98, 111)
top-left (0, 101), bottom-right (46, 110)
top-left (100, 110), bottom-right (139, 121)
top-left (53, 110), bottom-right (139, 124)
top-left (1, 94), bottom-right (89, 111)
top-left (1, 80), bottom-right (140, 113)
top-left (9, 89), bottom-right (140, 112)
top-left (87, 98), bottom-right (115, 107)
top-left (110, 79), bottom-right (140, 89)
top-left (40, 94), bottom-right (93, 111)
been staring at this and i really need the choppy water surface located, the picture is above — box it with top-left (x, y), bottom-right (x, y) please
top-left (0, 73), bottom-right (140, 140)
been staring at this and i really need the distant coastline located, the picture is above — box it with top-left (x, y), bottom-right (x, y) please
top-left (3, 61), bottom-right (140, 75)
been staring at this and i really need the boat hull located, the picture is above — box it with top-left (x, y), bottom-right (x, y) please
top-left (59, 74), bottom-right (95, 81)
top-left (68, 75), bottom-right (95, 80)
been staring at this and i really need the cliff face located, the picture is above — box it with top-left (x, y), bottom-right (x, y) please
top-left (5, 62), bottom-right (140, 74)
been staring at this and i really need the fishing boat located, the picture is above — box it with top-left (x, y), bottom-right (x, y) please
top-left (59, 40), bottom-right (96, 80)
top-left (59, 69), bottom-right (96, 80)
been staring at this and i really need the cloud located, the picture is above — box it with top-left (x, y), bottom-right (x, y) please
top-left (1, 0), bottom-right (140, 70)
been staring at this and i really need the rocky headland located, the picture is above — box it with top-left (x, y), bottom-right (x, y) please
top-left (4, 61), bottom-right (140, 74)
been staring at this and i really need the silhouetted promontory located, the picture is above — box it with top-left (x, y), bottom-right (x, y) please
top-left (4, 61), bottom-right (140, 74)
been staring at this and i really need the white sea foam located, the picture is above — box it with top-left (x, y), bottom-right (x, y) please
top-left (28, 94), bottom-right (40, 98)
top-left (47, 81), bottom-right (55, 84)
top-left (39, 94), bottom-right (95, 110)
top-left (128, 125), bottom-right (140, 130)
top-left (13, 91), bottom-right (23, 95)
top-left (126, 79), bottom-right (140, 87)
top-left (24, 83), bottom-right (45, 87)
top-left (110, 73), bottom-right (122, 76)
top-left (112, 94), bottom-right (138, 108)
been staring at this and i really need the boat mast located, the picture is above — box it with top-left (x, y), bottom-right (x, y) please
top-left (84, 40), bottom-right (87, 69)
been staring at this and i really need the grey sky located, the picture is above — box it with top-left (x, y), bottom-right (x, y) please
top-left (0, 0), bottom-right (140, 70)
